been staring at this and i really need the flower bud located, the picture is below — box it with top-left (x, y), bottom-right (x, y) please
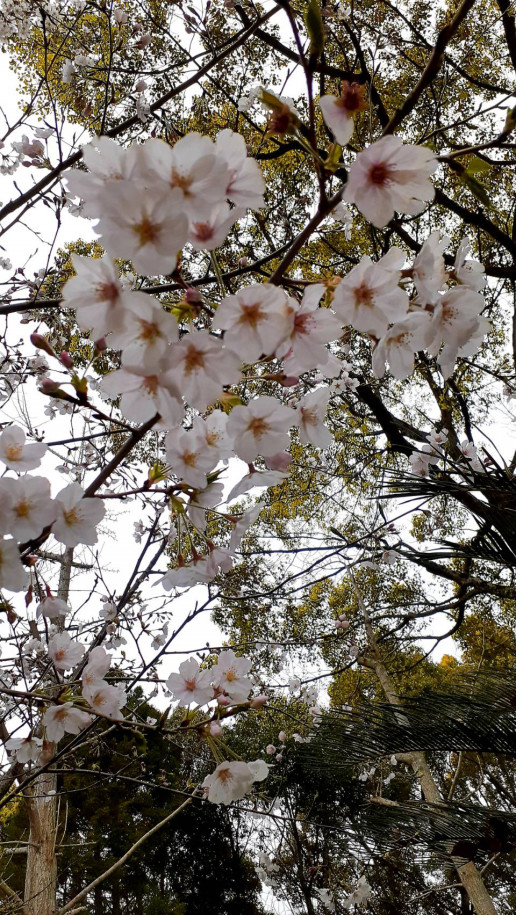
top-left (30, 333), bottom-right (55, 358)
top-left (250, 694), bottom-right (268, 709)
top-left (39, 378), bottom-right (62, 395)
top-left (217, 695), bottom-right (230, 707)
top-left (266, 744), bottom-right (276, 755)
top-left (265, 452), bottom-right (292, 472)
top-left (59, 351), bottom-right (74, 369)
top-left (209, 721), bottom-right (223, 737)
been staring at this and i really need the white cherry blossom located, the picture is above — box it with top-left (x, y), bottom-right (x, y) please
top-left (202, 758), bottom-right (268, 805)
top-left (295, 388), bottom-right (333, 448)
top-left (213, 648), bottom-right (252, 702)
top-left (227, 396), bottom-right (293, 462)
top-left (102, 360), bottom-right (184, 428)
top-left (0, 475), bottom-right (56, 541)
top-left (412, 232), bottom-right (449, 305)
top-left (170, 331), bottom-right (241, 410)
top-left (48, 632), bottom-right (85, 670)
top-left (43, 702), bottom-right (92, 742)
top-left (0, 538), bottom-right (28, 591)
top-left (454, 237), bottom-right (486, 292)
top-left (38, 596), bottom-right (71, 619)
top-left (62, 254), bottom-right (127, 338)
top-left (166, 657), bottom-right (213, 706)
top-left (83, 679), bottom-right (126, 718)
top-left (82, 646), bottom-right (111, 691)
top-left (110, 292), bottom-right (178, 368)
top-left (372, 311), bottom-right (433, 379)
top-left (214, 284), bottom-right (291, 363)
top-left (5, 735), bottom-right (42, 764)
top-left (166, 428), bottom-right (217, 489)
top-left (53, 482), bottom-right (105, 547)
top-left (215, 129), bottom-right (265, 209)
top-left (276, 284), bottom-right (342, 373)
top-left (0, 425), bottom-right (47, 472)
top-left (344, 136), bottom-right (437, 228)
top-left (98, 181), bottom-right (188, 276)
top-left (188, 203), bottom-right (244, 251)
top-left (332, 249), bottom-right (408, 335)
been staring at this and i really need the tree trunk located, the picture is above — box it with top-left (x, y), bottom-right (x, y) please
top-left (24, 769), bottom-right (57, 915)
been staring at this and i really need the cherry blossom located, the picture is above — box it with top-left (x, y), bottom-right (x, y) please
top-left (66, 136), bottom-right (137, 217)
top-left (5, 735), bottom-right (42, 764)
top-left (139, 133), bottom-right (229, 219)
top-left (166, 428), bottom-right (217, 489)
top-left (62, 254), bottom-right (127, 338)
top-left (170, 331), bottom-right (241, 410)
top-left (412, 232), bottom-right (449, 305)
top-left (454, 237), bottom-right (486, 292)
top-left (214, 284), bottom-right (291, 363)
top-left (98, 182), bottom-right (188, 276)
top-left (102, 360), bottom-right (184, 427)
top-left (202, 758), bottom-right (269, 805)
top-left (427, 286), bottom-right (486, 379)
top-left (38, 596), bottom-right (70, 619)
top-left (43, 702), bottom-right (92, 742)
top-left (187, 481), bottom-right (225, 531)
top-left (372, 311), bottom-right (433, 379)
top-left (166, 657), bottom-right (213, 706)
top-left (332, 249), bottom-right (408, 335)
top-left (0, 475), bottom-right (56, 541)
top-left (319, 81), bottom-right (367, 146)
top-left (53, 482), bottom-right (105, 547)
top-left (82, 646), bottom-right (111, 691)
top-left (83, 680), bottom-right (126, 718)
top-left (229, 502), bottom-right (263, 552)
top-left (344, 136), bottom-right (437, 228)
top-left (48, 631), bottom-right (85, 670)
top-left (295, 388), bottom-right (333, 448)
top-left (0, 425), bottom-right (47, 472)
top-left (276, 284), bottom-right (342, 373)
top-left (109, 292), bottom-right (178, 368)
top-left (0, 538), bottom-right (28, 591)
top-left (227, 396), bottom-right (293, 462)
top-left (213, 648), bottom-right (252, 702)
top-left (215, 129), bottom-right (265, 209)
top-left (188, 203), bottom-right (244, 251)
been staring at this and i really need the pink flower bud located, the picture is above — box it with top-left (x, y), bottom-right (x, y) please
top-left (135, 79), bottom-right (148, 92)
top-left (94, 337), bottom-right (108, 354)
top-left (278, 731), bottom-right (286, 743)
top-left (217, 695), bottom-right (230, 707)
top-left (59, 351), bottom-right (74, 369)
top-left (250, 694), bottom-right (268, 709)
top-left (265, 452), bottom-right (292, 472)
top-left (275, 753), bottom-right (283, 761)
top-left (185, 287), bottom-right (202, 304)
top-left (39, 378), bottom-right (61, 395)
top-left (135, 32), bottom-right (151, 48)
top-left (209, 721), bottom-right (223, 737)
top-left (266, 744), bottom-right (276, 755)
top-left (30, 333), bottom-right (55, 357)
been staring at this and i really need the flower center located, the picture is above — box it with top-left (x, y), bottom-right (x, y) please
top-left (239, 302), bottom-right (265, 328)
top-left (5, 443), bottom-right (23, 461)
top-left (63, 508), bottom-right (80, 526)
top-left (170, 168), bottom-right (193, 195)
top-left (133, 216), bottom-right (160, 248)
top-left (15, 499), bottom-right (31, 518)
top-left (369, 163), bottom-right (391, 186)
top-left (138, 319), bottom-right (160, 342)
top-left (183, 345), bottom-right (205, 374)
top-left (96, 280), bottom-right (120, 304)
top-left (144, 375), bottom-right (159, 396)
top-left (184, 678), bottom-right (196, 691)
top-left (192, 222), bottom-right (215, 242)
top-left (217, 766), bottom-right (233, 784)
top-left (354, 282), bottom-right (374, 308)
top-left (247, 417), bottom-right (269, 438)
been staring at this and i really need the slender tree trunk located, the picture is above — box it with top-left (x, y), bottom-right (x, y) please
top-left (24, 547), bottom-right (74, 915)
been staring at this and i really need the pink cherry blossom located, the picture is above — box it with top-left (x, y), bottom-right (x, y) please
top-left (48, 631), bottom-right (85, 670)
top-left (227, 396), bottom-right (293, 462)
top-left (412, 232), bottom-right (449, 305)
top-left (202, 758), bottom-right (268, 805)
top-left (214, 284), bottom-right (291, 363)
top-left (38, 596), bottom-right (70, 619)
top-left (188, 203), bottom-right (244, 251)
top-left (62, 254), bottom-right (127, 338)
top-left (295, 388), bottom-right (333, 448)
top-left (43, 702), bottom-right (92, 742)
top-left (0, 475), bottom-right (56, 541)
top-left (332, 248), bottom-right (408, 336)
top-left (276, 284), bottom-right (342, 373)
top-left (109, 292), bottom-right (178, 368)
top-left (5, 735), bottom-right (42, 764)
top-left (344, 136), bottom-right (437, 228)
top-left (53, 482), bottom-right (105, 548)
top-left (166, 657), bottom-right (213, 706)
top-left (82, 647), bottom-right (111, 691)
top-left (372, 311), bottom-right (433, 379)
top-left (166, 428), bottom-right (217, 489)
top-left (0, 425), bottom-right (47, 472)
top-left (83, 679), bottom-right (126, 718)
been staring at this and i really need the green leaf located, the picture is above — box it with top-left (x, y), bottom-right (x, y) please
top-left (460, 171), bottom-right (492, 208)
top-left (465, 155), bottom-right (492, 176)
top-left (304, 0), bottom-right (325, 57)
